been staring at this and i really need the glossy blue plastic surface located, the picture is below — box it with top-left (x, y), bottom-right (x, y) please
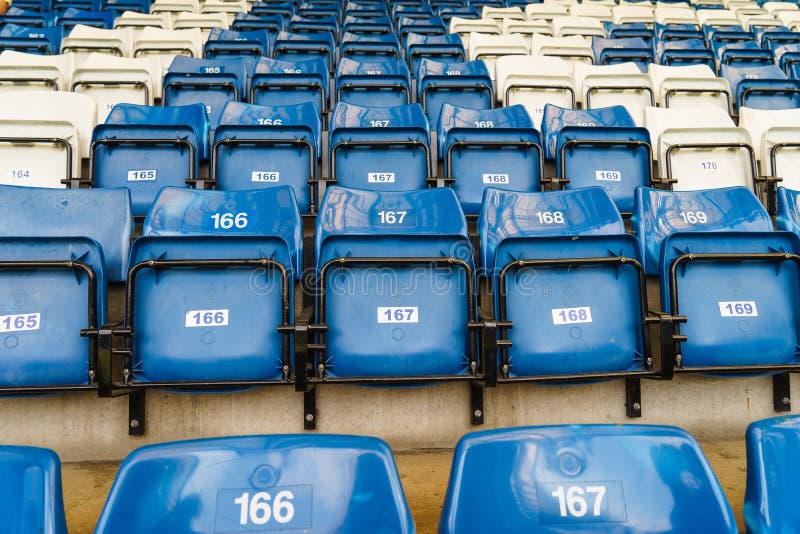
top-left (93, 103), bottom-right (208, 216)
top-left (397, 15), bottom-right (445, 45)
top-left (329, 102), bottom-right (430, 191)
top-left (0, 185), bottom-right (131, 281)
top-left (0, 7), bottom-right (56, 27)
top-left (775, 43), bottom-right (800, 78)
top-left (557, 126), bottom-right (651, 213)
top-left (591, 37), bottom-right (653, 70)
top-left (0, 23), bottom-right (62, 54)
top-left (776, 186), bottom-right (800, 236)
top-left (440, 425), bottom-right (737, 534)
top-left (213, 101), bottom-right (320, 213)
top-left (0, 237), bottom-right (105, 386)
top-left (204, 28), bottom-right (270, 58)
top-left (340, 32), bottom-right (401, 61)
top-left (336, 57), bottom-right (411, 107)
top-left (660, 231), bottom-right (800, 368)
top-left (632, 186), bottom-right (773, 275)
top-left (59, 7), bottom-right (114, 29)
top-left (164, 56), bottom-right (248, 126)
top-left (273, 31), bottom-right (335, 68)
top-left (405, 32), bottom-right (464, 73)
top-left (251, 57), bottom-right (330, 113)
top-left (0, 446), bottom-right (67, 534)
top-left (478, 188), bottom-right (643, 376)
top-left (439, 103), bottom-right (542, 214)
top-left (315, 186), bottom-right (473, 378)
top-left (540, 104), bottom-right (636, 160)
top-left (416, 58), bottom-right (492, 128)
top-left (744, 415), bottom-right (800, 533)
top-left (657, 38), bottom-right (715, 69)
top-left (342, 15), bottom-right (393, 36)
top-left (715, 41), bottom-right (774, 67)
top-left (231, 13), bottom-right (283, 45)
top-left (288, 14), bottom-right (338, 36)
top-left (94, 434), bottom-right (414, 534)
top-left (655, 22), bottom-right (705, 41)
top-left (131, 187), bottom-right (301, 383)
top-left (605, 22), bottom-right (652, 42)
top-left (721, 64), bottom-right (800, 111)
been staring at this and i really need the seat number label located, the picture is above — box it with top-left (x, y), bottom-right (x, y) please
top-left (373, 209), bottom-right (416, 226)
top-left (185, 309), bottom-right (229, 327)
top-left (252, 171), bottom-right (280, 182)
top-left (368, 172), bottom-right (395, 183)
top-left (0, 313), bottom-right (41, 333)
top-left (595, 170), bottom-right (621, 181)
top-left (483, 173), bottom-right (509, 184)
top-left (719, 301), bottom-right (758, 317)
top-left (537, 481), bottom-right (627, 524)
top-left (552, 306), bottom-right (592, 325)
top-left (9, 169), bottom-right (30, 179)
top-left (215, 485), bottom-right (313, 531)
top-left (377, 307), bottom-right (418, 323)
top-left (128, 169), bottom-right (157, 181)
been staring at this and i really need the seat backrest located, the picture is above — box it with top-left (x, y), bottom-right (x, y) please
top-left (745, 415), bottom-right (800, 533)
top-left (0, 446), bottom-right (67, 534)
top-left (776, 186), bottom-right (800, 237)
top-left (0, 184), bottom-right (132, 282)
top-left (215, 100), bottom-right (321, 154)
top-left (479, 187), bottom-right (624, 272)
top-left (95, 435), bottom-right (413, 534)
top-left (142, 186), bottom-right (303, 277)
top-left (541, 103), bottom-right (636, 159)
top-left (440, 425), bottom-right (737, 534)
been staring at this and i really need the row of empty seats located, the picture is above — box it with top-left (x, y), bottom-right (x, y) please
top-left (7, 416), bottom-right (800, 533)
top-left (3, 183), bottom-right (800, 430)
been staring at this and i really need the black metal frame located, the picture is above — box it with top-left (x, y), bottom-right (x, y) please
top-left (210, 137), bottom-right (320, 213)
top-left (554, 138), bottom-right (654, 195)
top-left (272, 45), bottom-right (333, 72)
top-left (0, 260), bottom-right (98, 394)
top-left (71, 79), bottom-right (150, 106)
top-left (667, 251), bottom-right (800, 411)
top-left (89, 136), bottom-right (197, 188)
top-left (406, 49), bottom-right (465, 71)
top-left (475, 255), bottom-right (679, 417)
top-left (330, 138), bottom-right (432, 184)
top-left (663, 141), bottom-right (759, 192)
top-left (204, 44), bottom-right (266, 58)
top-left (444, 138), bottom-right (545, 192)
top-left (162, 79), bottom-right (239, 104)
top-left (663, 87), bottom-right (732, 113)
top-left (335, 81), bottom-right (411, 104)
top-left (740, 84), bottom-right (800, 111)
top-left (133, 47), bottom-right (195, 58)
top-left (662, 52), bottom-right (715, 67)
top-left (0, 42), bottom-right (51, 54)
top-left (0, 136), bottom-right (72, 183)
top-left (585, 83), bottom-right (654, 110)
top-left (249, 80), bottom-right (328, 115)
top-left (283, 255), bottom-right (485, 429)
top-left (0, 77), bottom-right (58, 91)
top-left (504, 83), bottom-right (575, 109)
top-left (599, 52), bottom-right (654, 65)
top-left (61, 44), bottom-right (124, 56)
top-left (86, 257), bottom-right (295, 435)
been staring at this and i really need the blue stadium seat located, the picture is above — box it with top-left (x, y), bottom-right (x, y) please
top-left (478, 188), bottom-right (660, 386)
top-left (203, 28), bottom-right (270, 59)
top-left (231, 13), bottom-right (283, 44)
top-left (759, 26), bottom-right (800, 50)
top-left (715, 40), bottom-right (774, 68)
top-left (440, 425), bottom-right (737, 534)
top-left (342, 14), bottom-right (393, 35)
top-left (656, 38), bottom-right (716, 69)
top-left (774, 43), bottom-right (800, 79)
top-left (329, 102), bottom-right (430, 190)
top-left (10, 0), bottom-right (52, 12)
top-left (0, 446), bottom-right (67, 534)
top-left (94, 435), bottom-right (413, 534)
top-left (722, 64), bottom-right (800, 112)
top-left (163, 56), bottom-right (248, 126)
top-left (91, 103), bottom-right (208, 217)
top-left (340, 32), bottom-right (401, 61)
top-left (112, 187), bottom-right (301, 392)
top-left (555, 123), bottom-right (652, 214)
top-left (416, 58), bottom-right (493, 128)
top-left (272, 31), bottom-right (335, 70)
top-left (100, 0), bottom-right (147, 16)
top-left (605, 22), bottom-right (653, 43)
top-left (633, 186), bottom-right (774, 275)
top-left (288, 14), bottom-right (339, 43)
top-left (439, 103), bottom-right (542, 214)
top-left (591, 37), bottom-right (653, 70)
top-left (212, 101), bottom-right (321, 214)
top-left (57, 7), bottom-right (114, 30)
top-left (0, 185), bottom-right (131, 390)
top-left (335, 57), bottom-right (411, 107)
top-left (396, 15), bottom-right (446, 47)
top-left (776, 185), bottom-right (800, 235)
top-left (251, 1), bottom-right (294, 24)
top-left (744, 415), bottom-right (800, 533)
top-left (345, 1), bottom-right (388, 19)
top-left (250, 57), bottom-right (329, 117)
top-left (704, 24), bottom-right (754, 48)
top-left (312, 186), bottom-right (476, 380)
top-left (0, 7), bottom-right (56, 27)
top-left (437, 6), bottom-right (479, 25)
top-left (540, 104), bottom-right (637, 161)
top-left (404, 32), bottom-right (464, 73)
top-left (0, 23), bottom-right (62, 54)
top-left (655, 22), bottom-right (705, 42)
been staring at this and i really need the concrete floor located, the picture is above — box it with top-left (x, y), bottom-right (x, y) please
top-left (61, 439), bottom-right (747, 534)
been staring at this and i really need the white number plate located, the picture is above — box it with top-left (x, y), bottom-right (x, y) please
top-left (252, 171), bottom-right (280, 182)
top-left (185, 309), bottom-right (229, 327)
top-left (719, 301), bottom-right (758, 317)
top-left (368, 172), bottom-right (396, 183)
top-left (595, 170), bottom-right (621, 181)
top-left (127, 169), bottom-right (157, 181)
top-left (0, 312), bottom-right (41, 333)
top-left (482, 173), bottom-right (509, 184)
top-left (377, 306), bottom-right (418, 323)
top-left (552, 306), bottom-right (592, 325)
